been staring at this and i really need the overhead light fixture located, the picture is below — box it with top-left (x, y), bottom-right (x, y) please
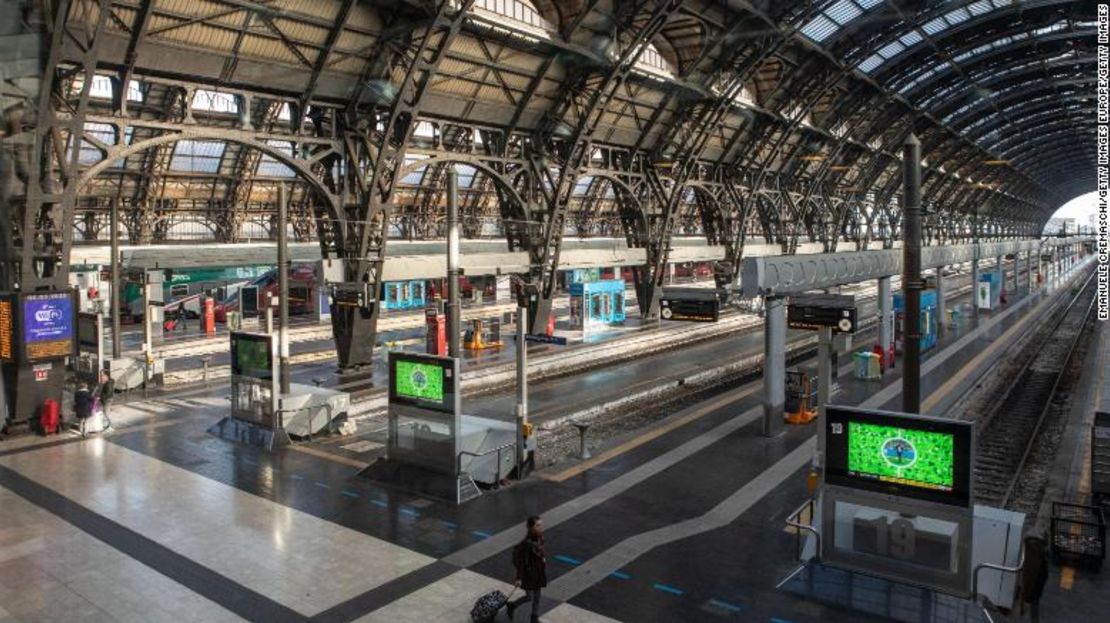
top-left (983, 159), bottom-right (1008, 165)
top-left (829, 165), bottom-right (851, 171)
top-left (800, 155), bottom-right (825, 162)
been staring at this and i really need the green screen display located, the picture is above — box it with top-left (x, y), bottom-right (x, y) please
top-left (847, 421), bottom-right (954, 491)
top-left (394, 360), bottom-right (445, 403)
top-left (233, 336), bottom-right (272, 379)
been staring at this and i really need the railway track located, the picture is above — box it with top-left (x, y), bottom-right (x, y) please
top-left (974, 270), bottom-right (1097, 509)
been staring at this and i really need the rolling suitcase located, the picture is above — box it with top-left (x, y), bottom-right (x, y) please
top-left (470, 589), bottom-right (511, 623)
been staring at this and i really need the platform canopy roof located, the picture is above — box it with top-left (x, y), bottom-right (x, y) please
top-left (18, 0), bottom-right (1098, 244)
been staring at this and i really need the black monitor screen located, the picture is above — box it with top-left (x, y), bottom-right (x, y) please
top-left (825, 406), bottom-right (973, 507)
top-left (230, 332), bottom-right (273, 380)
top-left (388, 352), bottom-right (457, 413)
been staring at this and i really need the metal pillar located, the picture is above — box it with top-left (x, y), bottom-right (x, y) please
top-left (901, 134), bottom-right (923, 414)
top-left (278, 184), bottom-right (291, 395)
top-left (1011, 250), bottom-right (1019, 294)
top-left (817, 326), bottom-right (832, 466)
top-left (935, 268), bottom-right (946, 336)
top-left (515, 305), bottom-right (527, 473)
top-left (447, 169), bottom-right (461, 359)
top-left (971, 258), bottom-right (980, 317)
top-left (996, 255), bottom-right (1004, 294)
top-left (110, 198), bottom-right (121, 359)
top-left (762, 296), bottom-right (786, 437)
top-left (1026, 250), bottom-right (1033, 292)
top-left (878, 276), bottom-right (893, 366)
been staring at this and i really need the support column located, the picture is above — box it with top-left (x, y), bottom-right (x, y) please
top-left (817, 326), bottom-right (832, 466)
top-left (277, 184), bottom-right (291, 395)
top-left (971, 257), bottom-right (980, 318)
top-left (996, 255), bottom-right (1004, 299)
top-left (110, 198), bottom-right (121, 359)
top-left (878, 276), bottom-right (893, 369)
top-left (447, 169), bottom-right (461, 359)
top-left (762, 296), bottom-right (785, 437)
top-left (1011, 251), bottom-right (1019, 294)
top-left (902, 134), bottom-right (923, 414)
top-left (935, 268), bottom-right (946, 336)
top-left (1026, 250), bottom-right (1033, 292)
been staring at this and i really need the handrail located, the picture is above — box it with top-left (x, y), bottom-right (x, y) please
top-left (274, 402), bottom-right (335, 442)
top-left (972, 547), bottom-right (1025, 606)
top-left (785, 497), bottom-right (821, 563)
top-left (457, 441), bottom-right (517, 484)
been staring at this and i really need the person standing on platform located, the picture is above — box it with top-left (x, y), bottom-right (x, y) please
top-left (508, 515), bottom-right (547, 622)
top-left (92, 369), bottom-right (114, 430)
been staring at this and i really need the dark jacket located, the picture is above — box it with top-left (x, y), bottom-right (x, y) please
top-left (513, 535), bottom-right (547, 590)
top-left (74, 389), bottom-right (93, 420)
top-left (94, 379), bottom-right (114, 406)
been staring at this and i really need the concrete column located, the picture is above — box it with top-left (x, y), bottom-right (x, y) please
top-left (817, 326), bottom-right (832, 468)
top-left (935, 268), bottom-right (946, 336)
top-left (762, 296), bottom-right (786, 438)
top-left (971, 258), bottom-right (980, 318)
top-left (667, 262), bottom-right (675, 285)
top-left (1011, 251), bottom-right (1019, 294)
top-left (1026, 250), bottom-right (1033, 292)
top-left (878, 276), bottom-right (893, 365)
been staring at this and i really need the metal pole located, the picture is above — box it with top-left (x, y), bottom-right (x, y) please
top-left (278, 184), bottom-right (291, 394)
top-left (935, 267), bottom-right (946, 337)
top-left (110, 198), bottom-right (121, 359)
top-left (762, 296), bottom-right (785, 437)
top-left (516, 305), bottom-right (527, 474)
top-left (971, 256), bottom-right (980, 317)
top-left (878, 276), bottom-right (893, 368)
top-left (902, 134), bottom-right (922, 414)
top-left (817, 326), bottom-right (831, 467)
top-left (447, 169), bottom-right (461, 359)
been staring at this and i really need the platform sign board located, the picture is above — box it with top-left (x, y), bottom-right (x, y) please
top-left (0, 295), bottom-right (13, 361)
top-left (525, 333), bottom-right (567, 345)
top-left (20, 291), bottom-right (76, 362)
top-left (788, 294), bottom-right (858, 334)
top-left (387, 352), bottom-right (461, 475)
top-left (659, 287), bottom-right (720, 322)
top-left (820, 405), bottom-right (975, 597)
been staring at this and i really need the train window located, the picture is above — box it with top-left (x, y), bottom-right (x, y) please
top-left (171, 284), bottom-right (189, 297)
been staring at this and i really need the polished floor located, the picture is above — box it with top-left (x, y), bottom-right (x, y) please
top-left (0, 260), bottom-right (1102, 622)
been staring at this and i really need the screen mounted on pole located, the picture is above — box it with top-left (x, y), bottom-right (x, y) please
top-left (824, 406), bottom-right (972, 507)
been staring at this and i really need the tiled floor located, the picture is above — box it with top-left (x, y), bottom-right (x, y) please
top-left (0, 260), bottom-right (1102, 622)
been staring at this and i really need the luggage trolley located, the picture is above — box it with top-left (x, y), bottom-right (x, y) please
top-left (785, 369), bottom-right (817, 425)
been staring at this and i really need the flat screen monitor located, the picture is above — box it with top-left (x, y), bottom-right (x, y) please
top-left (825, 406), bottom-right (972, 507)
top-left (21, 292), bottom-right (75, 361)
top-left (230, 332), bottom-right (274, 380)
top-left (389, 352), bottom-right (457, 413)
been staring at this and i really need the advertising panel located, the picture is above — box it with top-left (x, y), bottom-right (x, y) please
top-left (21, 292), bottom-right (75, 361)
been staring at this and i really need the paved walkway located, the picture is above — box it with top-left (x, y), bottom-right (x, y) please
top-left (0, 258), bottom-right (1095, 622)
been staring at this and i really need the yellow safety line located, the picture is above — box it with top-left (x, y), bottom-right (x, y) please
top-left (289, 443), bottom-right (371, 470)
top-left (1060, 566), bottom-right (1075, 590)
top-left (921, 286), bottom-right (1072, 413)
top-left (540, 384), bottom-right (762, 483)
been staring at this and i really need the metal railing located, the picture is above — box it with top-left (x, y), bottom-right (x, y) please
top-left (275, 402), bottom-right (335, 442)
top-left (971, 547), bottom-right (1025, 614)
top-left (785, 496), bottom-right (821, 563)
top-left (457, 441), bottom-right (517, 485)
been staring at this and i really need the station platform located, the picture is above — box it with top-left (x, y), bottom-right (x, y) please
top-left (0, 260), bottom-right (1090, 622)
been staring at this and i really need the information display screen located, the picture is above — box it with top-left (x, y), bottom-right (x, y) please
top-left (0, 297), bottom-right (12, 360)
top-left (394, 359), bottom-right (445, 403)
top-left (21, 292), bottom-right (74, 361)
top-left (230, 332), bottom-right (274, 380)
top-left (826, 406), bottom-right (972, 507)
top-left (388, 352), bottom-right (456, 413)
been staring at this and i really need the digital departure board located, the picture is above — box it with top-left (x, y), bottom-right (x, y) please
top-left (0, 297), bottom-right (12, 360)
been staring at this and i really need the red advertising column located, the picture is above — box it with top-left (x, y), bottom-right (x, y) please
top-left (202, 298), bottom-right (216, 335)
top-left (425, 308), bottom-right (446, 356)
